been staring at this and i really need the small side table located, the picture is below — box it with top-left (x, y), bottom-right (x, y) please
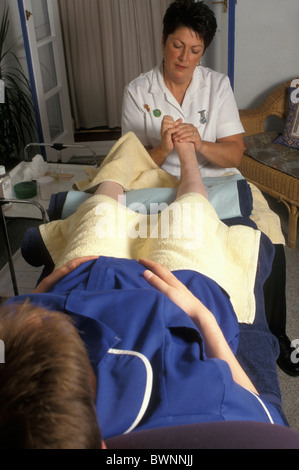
top-left (1, 162), bottom-right (93, 295)
top-left (0, 199), bottom-right (47, 295)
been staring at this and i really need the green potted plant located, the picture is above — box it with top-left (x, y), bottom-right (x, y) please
top-left (0, 3), bottom-right (36, 168)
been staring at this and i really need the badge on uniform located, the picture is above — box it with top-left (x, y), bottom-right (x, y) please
top-left (198, 110), bottom-right (207, 125)
top-left (153, 109), bottom-right (162, 118)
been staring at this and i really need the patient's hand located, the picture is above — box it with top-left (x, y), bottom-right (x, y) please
top-left (140, 259), bottom-right (259, 394)
top-left (140, 258), bottom-right (207, 320)
top-left (33, 256), bottom-right (98, 293)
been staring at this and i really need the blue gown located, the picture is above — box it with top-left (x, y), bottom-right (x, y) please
top-left (11, 256), bottom-right (286, 439)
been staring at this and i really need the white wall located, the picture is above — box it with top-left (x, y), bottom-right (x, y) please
top-left (234, 0), bottom-right (299, 110)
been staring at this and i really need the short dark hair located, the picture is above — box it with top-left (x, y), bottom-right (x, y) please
top-left (0, 302), bottom-right (102, 449)
top-left (163, 0), bottom-right (217, 50)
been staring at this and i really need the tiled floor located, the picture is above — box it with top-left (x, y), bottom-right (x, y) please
top-left (0, 249), bottom-right (42, 298)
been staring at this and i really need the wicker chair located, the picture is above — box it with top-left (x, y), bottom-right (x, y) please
top-left (238, 80), bottom-right (299, 249)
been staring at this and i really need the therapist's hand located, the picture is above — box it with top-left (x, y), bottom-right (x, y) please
top-left (160, 116), bottom-right (183, 156)
top-left (148, 116), bottom-right (183, 166)
top-left (172, 122), bottom-right (203, 154)
top-left (32, 256), bottom-right (98, 293)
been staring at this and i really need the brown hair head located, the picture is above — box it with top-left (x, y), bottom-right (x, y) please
top-left (0, 301), bottom-right (102, 449)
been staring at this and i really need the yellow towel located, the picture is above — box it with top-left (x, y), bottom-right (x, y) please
top-left (249, 183), bottom-right (285, 245)
top-left (39, 132), bottom-right (262, 324)
top-left (39, 192), bottom-right (260, 324)
top-left (39, 195), bottom-right (143, 267)
top-left (74, 131), bottom-right (179, 192)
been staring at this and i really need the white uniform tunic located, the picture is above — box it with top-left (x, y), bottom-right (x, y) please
top-left (121, 63), bottom-right (244, 178)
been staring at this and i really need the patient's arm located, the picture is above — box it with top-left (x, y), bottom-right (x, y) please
top-left (33, 256), bottom-right (98, 293)
top-left (140, 258), bottom-right (258, 395)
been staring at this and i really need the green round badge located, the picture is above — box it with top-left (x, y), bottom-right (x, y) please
top-left (153, 109), bottom-right (162, 118)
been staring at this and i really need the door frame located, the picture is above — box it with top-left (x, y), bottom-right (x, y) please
top-left (228, 0), bottom-right (236, 89)
top-left (17, 0), bottom-right (74, 149)
top-left (18, 0), bottom-right (44, 144)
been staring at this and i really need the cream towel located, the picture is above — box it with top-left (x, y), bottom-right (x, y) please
top-left (39, 195), bottom-right (143, 267)
top-left (249, 183), bottom-right (285, 245)
top-left (74, 132), bottom-right (179, 192)
top-left (40, 191), bottom-right (260, 324)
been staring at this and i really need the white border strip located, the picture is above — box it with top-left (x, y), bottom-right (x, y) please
top-left (108, 348), bottom-right (153, 434)
top-left (247, 390), bottom-right (274, 424)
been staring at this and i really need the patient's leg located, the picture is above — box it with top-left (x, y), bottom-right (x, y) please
top-left (175, 142), bottom-right (207, 199)
top-left (93, 142), bottom-right (207, 201)
top-left (94, 181), bottom-right (124, 201)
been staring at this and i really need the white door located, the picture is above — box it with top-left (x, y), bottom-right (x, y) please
top-left (202, 0), bottom-right (236, 87)
top-left (19, 0), bottom-right (74, 148)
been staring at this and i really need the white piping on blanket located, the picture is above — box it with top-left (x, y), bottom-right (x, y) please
top-left (108, 348), bottom-right (153, 434)
top-left (107, 350), bottom-right (275, 429)
top-left (247, 390), bottom-right (274, 424)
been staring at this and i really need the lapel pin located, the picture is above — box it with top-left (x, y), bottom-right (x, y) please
top-left (198, 110), bottom-right (207, 124)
